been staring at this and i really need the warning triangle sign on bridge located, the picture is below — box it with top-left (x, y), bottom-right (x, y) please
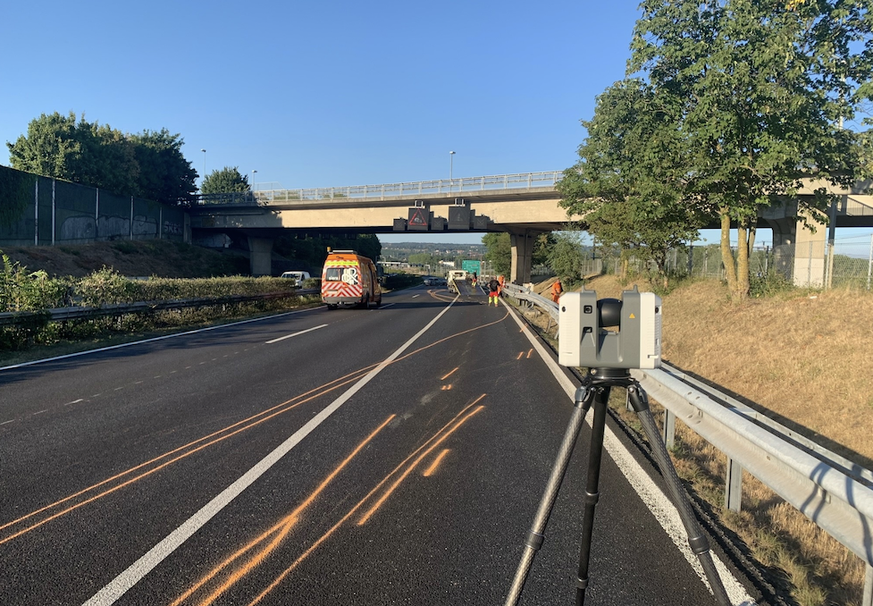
top-left (408, 207), bottom-right (429, 227)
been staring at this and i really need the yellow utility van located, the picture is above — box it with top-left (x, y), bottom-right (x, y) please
top-left (321, 250), bottom-right (382, 309)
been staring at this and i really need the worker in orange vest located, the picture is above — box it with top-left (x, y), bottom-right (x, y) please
top-left (551, 279), bottom-right (563, 303)
top-left (497, 275), bottom-right (505, 295)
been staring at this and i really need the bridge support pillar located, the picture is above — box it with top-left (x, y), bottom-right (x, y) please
top-left (765, 207), bottom-right (828, 288)
top-left (510, 230), bottom-right (539, 284)
top-left (247, 236), bottom-right (274, 276)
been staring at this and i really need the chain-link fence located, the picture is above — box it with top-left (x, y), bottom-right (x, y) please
top-left (0, 165), bottom-right (186, 246)
top-left (574, 234), bottom-right (873, 290)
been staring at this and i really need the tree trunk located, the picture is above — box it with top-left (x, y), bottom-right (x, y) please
top-left (736, 222), bottom-right (750, 298)
top-left (719, 210), bottom-right (738, 294)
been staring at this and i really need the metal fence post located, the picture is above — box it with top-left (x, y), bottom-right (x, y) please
top-left (51, 180), bottom-right (56, 245)
top-left (867, 234), bottom-right (873, 291)
top-left (807, 241), bottom-right (814, 286)
top-left (34, 179), bottom-right (39, 246)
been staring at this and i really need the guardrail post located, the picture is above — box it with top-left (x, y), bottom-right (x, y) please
top-left (863, 564), bottom-right (872, 606)
top-left (725, 457), bottom-right (743, 512)
top-left (662, 408), bottom-right (675, 449)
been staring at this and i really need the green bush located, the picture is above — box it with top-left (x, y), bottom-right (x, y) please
top-left (0, 254), bottom-right (69, 312)
top-left (76, 267), bottom-right (137, 306)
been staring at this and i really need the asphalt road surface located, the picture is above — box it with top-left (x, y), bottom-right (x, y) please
top-left (0, 285), bottom-right (753, 605)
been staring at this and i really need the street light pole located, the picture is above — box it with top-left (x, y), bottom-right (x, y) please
top-left (449, 150), bottom-right (455, 192)
top-left (200, 149), bottom-right (206, 187)
top-left (251, 170), bottom-right (257, 191)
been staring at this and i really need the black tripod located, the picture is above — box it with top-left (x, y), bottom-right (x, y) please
top-left (505, 368), bottom-right (731, 606)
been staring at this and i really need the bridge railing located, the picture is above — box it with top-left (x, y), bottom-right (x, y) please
top-left (193, 171), bottom-right (565, 206)
top-left (500, 283), bottom-right (873, 601)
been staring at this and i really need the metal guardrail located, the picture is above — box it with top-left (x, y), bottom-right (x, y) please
top-left (501, 284), bottom-right (873, 603)
top-left (0, 290), bottom-right (317, 327)
top-left (193, 171), bottom-right (564, 206)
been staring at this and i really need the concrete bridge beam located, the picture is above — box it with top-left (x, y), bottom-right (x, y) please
top-left (247, 236), bottom-right (274, 276)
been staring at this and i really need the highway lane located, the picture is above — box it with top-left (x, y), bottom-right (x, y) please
top-left (0, 285), bottom-right (741, 605)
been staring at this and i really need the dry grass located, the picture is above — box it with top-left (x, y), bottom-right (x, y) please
top-left (518, 275), bottom-right (872, 606)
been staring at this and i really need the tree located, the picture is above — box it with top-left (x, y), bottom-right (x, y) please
top-left (547, 230), bottom-right (588, 283)
top-left (482, 232), bottom-right (511, 276)
top-left (201, 167), bottom-right (250, 195)
top-left (625, 0), bottom-right (873, 299)
top-left (7, 112), bottom-right (82, 181)
top-left (559, 78), bottom-right (703, 288)
top-left (7, 113), bottom-right (197, 206)
top-left (129, 129), bottom-right (197, 205)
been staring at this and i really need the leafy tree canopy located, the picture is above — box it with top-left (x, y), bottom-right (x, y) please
top-left (547, 230), bottom-right (588, 284)
top-left (562, 0), bottom-right (873, 299)
top-left (482, 232), bottom-right (511, 276)
top-left (201, 166), bottom-right (250, 195)
top-left (6, 112), bottom-right (197, 205)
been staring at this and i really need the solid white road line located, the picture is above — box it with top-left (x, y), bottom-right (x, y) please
top-left (83, 298), bottom-right (459, 606)
top-left (265, 324), bottom-right (328, 344)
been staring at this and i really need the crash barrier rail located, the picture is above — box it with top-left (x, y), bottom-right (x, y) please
top-left (503, 283), bottom-right (560, 333)
top-left (0, 290), bottom-right (319, 327)
top-left (193, 171), bottom-right (564, 206)
top-left (501, 283), bottom-right (873, 604)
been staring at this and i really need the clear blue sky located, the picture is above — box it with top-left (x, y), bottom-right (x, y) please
top-left (3, 1), bottom-right (871, 253)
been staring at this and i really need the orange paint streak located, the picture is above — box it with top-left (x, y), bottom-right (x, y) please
top-left (527, 349), bottom-right (534, 359)
top-left (246, 396), bottom-right (488, 606)
top-left (196, 520), bottom-right (296, 606)
top-left (171, 517), bottom-right (297, 606)
top-left (0, 364), bottom-right (377, 545)
top-left (440, 367), bottom-right (459, 381)
top-left (516, 351), bottom-right (524, 360)
top-left (423, 449), bottom-right (451, 477)
top-left (174, 415), bottom-right (396, 606)
top-left (356, 405), bottom-right (485, 526)
top-left (1, 309), bottom-right (510, 547)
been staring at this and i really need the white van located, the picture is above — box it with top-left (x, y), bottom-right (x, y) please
top-left (280, 271), bottom-right (311, 285)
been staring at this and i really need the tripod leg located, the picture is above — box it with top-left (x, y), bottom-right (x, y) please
top-left (505, 384), bottom-right (595, 606)
top-left (575, 385), bottom-right (610, 606)
top-left (626, 384), bottom-right (732, 606)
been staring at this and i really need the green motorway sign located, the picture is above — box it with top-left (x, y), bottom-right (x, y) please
top-left (462, 260), bottom-right (481, 275)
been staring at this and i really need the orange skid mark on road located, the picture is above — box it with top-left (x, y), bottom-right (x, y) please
top-left (527, 349), bottom-right (534, 359)
top-left (440, 367), bottom-right (459, 381)
top-left (1, 306), bottom-right (507, 548)
top-left (441, 384), bottom-right (453, 391)
top-left (428, 289), bottom-right (456, 303)
top-left (245, 396), bottom-right (487, 606)
top-left (0, 363), bottom-right (379, 546)
top-left (516, 351), bottom-right (524, 360)
top-left (423, 449), bottom-right (451, 477)
top-left (172, 415), bottom-right (395, 606)
top-left (357, 404), bottom-right (485, 526)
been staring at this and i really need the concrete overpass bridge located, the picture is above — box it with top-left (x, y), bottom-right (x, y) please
top-left (189, 171), bottom-right (873, 285)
